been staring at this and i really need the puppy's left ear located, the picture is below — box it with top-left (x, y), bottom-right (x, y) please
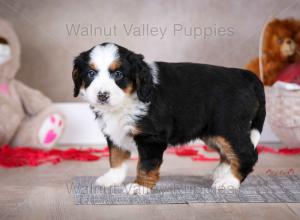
top-left (72, 67), bottom-right (82, 97)
top-left (128, 53), bottom-right (153, 103)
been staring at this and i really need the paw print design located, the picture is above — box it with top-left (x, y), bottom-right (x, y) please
top-left (38, 114), bottom-right (64, 148)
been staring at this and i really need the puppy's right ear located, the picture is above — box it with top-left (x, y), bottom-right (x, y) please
top-left (72, 67), bottom-right (82, 97)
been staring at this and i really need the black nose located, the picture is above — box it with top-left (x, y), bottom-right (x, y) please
top-left (97, 91), bottom-right (109, 103)
top-left (286, 39), bottom-right (292, 44)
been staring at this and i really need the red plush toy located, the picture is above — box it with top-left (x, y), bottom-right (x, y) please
top-left (276, 61), bottom-right (300, 85)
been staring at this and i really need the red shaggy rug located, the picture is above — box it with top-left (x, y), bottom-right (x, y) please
top-left (1, 144), bottom-right (300, 168)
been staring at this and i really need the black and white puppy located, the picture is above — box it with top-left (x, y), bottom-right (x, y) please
top-left (72, 43), bottom-right (266, 195)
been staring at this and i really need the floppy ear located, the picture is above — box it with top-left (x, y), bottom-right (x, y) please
top-left (72, 67), bottom-right (82, 97)
top-left (128, 53), bottom-right (153, 103)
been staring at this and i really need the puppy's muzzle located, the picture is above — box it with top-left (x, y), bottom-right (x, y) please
top-left (97, 91), bottom-right (110, 104)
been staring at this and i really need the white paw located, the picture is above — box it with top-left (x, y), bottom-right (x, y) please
top-left (123, 183), bottom-right (151, 195)
top-left (212, 163), bottom-right (240, 190)
top-left (213, 163), bottom-right (230, 180)
top-left (95, 164), bottom-right (127, 187)
top-left (95, 174), bottom-right (122, 187)
top-left (212, 177), bottom-right (240, 190)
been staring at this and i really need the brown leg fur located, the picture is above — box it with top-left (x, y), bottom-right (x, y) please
top-left (204, 136), bottom-right (242, 181)
top-left (134, 160), bottom-right (161, 189)
top-left (109, 146), bottom-right (131, 168)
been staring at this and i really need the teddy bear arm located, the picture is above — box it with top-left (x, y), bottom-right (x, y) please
top-left (263, 61), bottom-right (285, 85)
top-left (13, 80), bottom-right (52, 116)
top-left (0, 98), bottom-right (22, 146)
top-left (245, 57), bottom-right (261, 78)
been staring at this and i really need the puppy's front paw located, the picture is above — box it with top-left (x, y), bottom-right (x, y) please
top-left (212, 177), bottom-right (240, 190)
top-left (95, 165), bottom-right (127, 187)
top-left (123, 183), bottom-right (151, 195)
top-left (95, 175), bottom-right (120, 187)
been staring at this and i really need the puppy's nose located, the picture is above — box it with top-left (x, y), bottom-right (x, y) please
top-left (286, 39), bottom-right (292, 44)
top-left (97, 91), bottom-right (109, 103)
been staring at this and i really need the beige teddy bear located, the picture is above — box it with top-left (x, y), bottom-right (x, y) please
top-left (0, 18), bottom-right (64, 149)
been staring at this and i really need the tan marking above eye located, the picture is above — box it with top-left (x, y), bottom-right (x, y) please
top-left (109, 60), bottom-right (122, 72)
top-left (89, 63), bottom-right (97, 70)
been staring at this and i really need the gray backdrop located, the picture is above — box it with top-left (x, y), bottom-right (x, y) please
top-left (0, 0), bottom-right (299, 102)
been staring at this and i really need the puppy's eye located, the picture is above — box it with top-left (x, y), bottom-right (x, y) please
top-left (88, 70), bottom-right (97, 78)
top-left (112, 71), bottom-right (124, 80)
top-left (277, 37), bottom-right (283, 44)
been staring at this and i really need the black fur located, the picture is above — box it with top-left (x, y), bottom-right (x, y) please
top-left (72, 49), bottom-right (92, 97)
top-left (134, 62), bottom-right (265, 181)
top-left (73, 43), bottom-right (266, 185)
top-left (117, 45), bottom-right (154, 102)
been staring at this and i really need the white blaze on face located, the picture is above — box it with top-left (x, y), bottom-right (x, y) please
top-left (83, 44), bottom-right (126, 107)
top-left (0, 43), bottom-right (11, 65)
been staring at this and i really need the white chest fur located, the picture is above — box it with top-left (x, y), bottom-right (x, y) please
top-left (94, 96), bottom-right (148, 153)
top-left (99, 112), bottom-right (137, 152)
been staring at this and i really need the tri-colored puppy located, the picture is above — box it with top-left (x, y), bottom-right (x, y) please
top-left (72, 43), bottom-right (266, 195)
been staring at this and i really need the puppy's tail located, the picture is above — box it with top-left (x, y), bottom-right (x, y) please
top-left (250, 79), bottom-right (266, 148)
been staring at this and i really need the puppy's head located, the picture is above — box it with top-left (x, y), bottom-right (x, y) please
top-left (72, 43), bottom-right (153, 108)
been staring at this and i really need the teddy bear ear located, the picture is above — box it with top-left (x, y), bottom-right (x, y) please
top-left (266, 18), bottom-right (280, 30)
top-left (284, 18), bottom-right (300, 34)
top-left (271, 18), bottom-right (279, 22)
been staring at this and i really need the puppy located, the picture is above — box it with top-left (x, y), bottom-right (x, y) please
top-left (72, 43), bottom-right (266, 195)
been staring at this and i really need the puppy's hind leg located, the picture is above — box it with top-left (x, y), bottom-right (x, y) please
top-left (205, 136), bottom-right (258, 189)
